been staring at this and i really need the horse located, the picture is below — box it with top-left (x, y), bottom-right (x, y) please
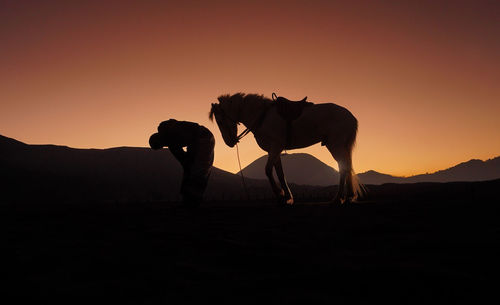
top-left (209, 92), bottom-right (363, 205)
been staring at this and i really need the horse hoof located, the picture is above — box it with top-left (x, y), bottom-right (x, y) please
top-left (276, 196), bottom-right (287, 206)
top-left (286, 198), bottom-right (294, 205)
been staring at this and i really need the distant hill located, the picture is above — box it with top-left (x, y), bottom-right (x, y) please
top-left (0, 134), bottom-right (265, 203)
top-left (2, 134), bottom-right (499, 204)
top-left (240, 152), bottom-right (500, 185)
top-left (404, 158), bottom-right (500, 183)
top-left (358, 170), bottom-right (405, 185)
top-left (240, 153), bottom-right (339, 186)
top-left (360, 157), bottom-right (500, 184)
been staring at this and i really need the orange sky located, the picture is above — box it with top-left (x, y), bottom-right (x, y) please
top-left (1, 0), bottom-right (499, 176)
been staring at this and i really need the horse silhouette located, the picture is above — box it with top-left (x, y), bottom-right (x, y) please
top-left (209, 92), bottom-right (363, 205)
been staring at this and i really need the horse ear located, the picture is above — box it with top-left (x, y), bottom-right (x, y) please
top-left (209, 103), bottom-right (217, 121)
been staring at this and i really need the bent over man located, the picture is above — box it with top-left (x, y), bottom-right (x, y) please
top-left (149, 119), bottom-right (215, 206)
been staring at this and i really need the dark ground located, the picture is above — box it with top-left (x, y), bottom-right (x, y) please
top-left (5, 183), bottom-right (500, 304)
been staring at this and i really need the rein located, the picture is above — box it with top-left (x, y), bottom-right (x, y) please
top-left (218, 102), bottom-right (271, 201)
top-left (236, 127), bottom-right (251, 142)
top-left (236, 143), bottom-right (250, 200)
top-left (233, 107), bottom-right (271, 201)
top-left (220, 104), bottom-right (271, 144)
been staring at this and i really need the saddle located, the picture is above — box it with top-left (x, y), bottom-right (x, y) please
top-left (271, 93), bottom-right (313, 148)
top-left (272, 93), bottom-right (312, 121)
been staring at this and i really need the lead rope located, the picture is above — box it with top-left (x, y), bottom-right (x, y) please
top-left (233, 99), bottom-right (274, 201)
top-left (236, 143), bottom-right (250, 200)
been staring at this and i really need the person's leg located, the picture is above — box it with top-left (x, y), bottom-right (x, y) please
top-left (187, 135), bottom-right (215, 204)
top-left (180, 167), bottom-right (194, 205)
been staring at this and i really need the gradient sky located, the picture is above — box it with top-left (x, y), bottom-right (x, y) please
top-left (1, 0), bottom-right (499, 176)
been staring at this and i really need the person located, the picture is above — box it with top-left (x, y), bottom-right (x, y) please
top-left (149, 119), bottom-right (215, 206)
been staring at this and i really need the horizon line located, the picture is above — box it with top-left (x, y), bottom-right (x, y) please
top-left (2, 133), bottom-right (498, 179)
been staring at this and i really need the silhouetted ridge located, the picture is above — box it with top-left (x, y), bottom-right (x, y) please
top-left (359, 157), bottom-right (500, 184)
top-left (0, 134), bottom-right (265, 203)
top-left (406, 157), bottom-right (500, 183)
top-left (358, 170), bottom-right (404, 184)
top-left (1, 134), bottom-right (499, 204)
top-left (0, 134), bottom-right (28, 148)
top-left (240, 151), bottom-right (500, 185)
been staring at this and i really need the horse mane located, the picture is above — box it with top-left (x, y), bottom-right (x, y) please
top-left (210, 92), bottom-right (272, 121)
top-left (217, 92), bottom-right (272, 105)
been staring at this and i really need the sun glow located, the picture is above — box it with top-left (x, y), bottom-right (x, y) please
top-left (1, 1), bottom-right (499, 176)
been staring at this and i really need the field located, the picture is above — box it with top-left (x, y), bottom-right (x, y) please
top-left (5, 181), bottom-right (500, 304)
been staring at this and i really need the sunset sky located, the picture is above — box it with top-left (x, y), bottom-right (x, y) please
top-left (1, 0), bottom-right (499, 176)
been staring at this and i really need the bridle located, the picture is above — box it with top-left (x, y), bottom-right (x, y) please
top-left (216, 103), bottom-right (269, 144)
top-left (213, 99), bottom-right (272, 201)
top-left (213, 104), bottom-right (253, 199)
top-left (214, 106), bottom-right (248, 144)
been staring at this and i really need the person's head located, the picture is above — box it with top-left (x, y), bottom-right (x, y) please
top-left (158, 119), bottom-right (177, 133)
top-left (149, 133), bottom-right (164, 150)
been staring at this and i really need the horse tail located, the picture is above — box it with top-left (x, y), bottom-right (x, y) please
top-left (350, 170), bottom-right (366, 200)
top-left (346, 116), bottom-right (366, 199)
top-left (346, 115), bottom-right (358, 155)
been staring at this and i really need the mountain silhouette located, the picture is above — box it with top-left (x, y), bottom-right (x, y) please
top-left (0, 134), bottom-right (264, 203)
top-left (358, 170), bottom-right (405, 184)
top-left (404, 158), bottom-right (500, 183)
top-left (2, 134), bottom-right (499, 204)
top-left (240, 152), bottom-right (500, 185)
top-left (359, 158), bottom-right (500, 184)
top-left (240, 153), bottom-right (339, 186)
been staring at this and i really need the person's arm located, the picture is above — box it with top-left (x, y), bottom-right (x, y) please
top-left (168, 145), bottom-right (188, 168)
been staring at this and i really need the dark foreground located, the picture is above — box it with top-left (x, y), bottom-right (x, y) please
top-left (5, 190), bottom-right (500, 304)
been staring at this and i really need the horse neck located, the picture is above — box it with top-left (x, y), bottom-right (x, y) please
top-left (238, 98), bottom-right (270, 128)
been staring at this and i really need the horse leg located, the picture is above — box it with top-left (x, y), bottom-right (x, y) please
top-left (274, 156), bottom-right (294, 205)
top-left (326, 143), bottom-right (351, 205)
top-left (333, 171), bottom-right (346, 205)
top-left (344, 165), bottom-right (355, 204)
top-left (265, 150), bottom-right (286, 203)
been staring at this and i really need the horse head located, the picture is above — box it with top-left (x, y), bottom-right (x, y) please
top-left (209, 101), bottom-right (238, 147)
